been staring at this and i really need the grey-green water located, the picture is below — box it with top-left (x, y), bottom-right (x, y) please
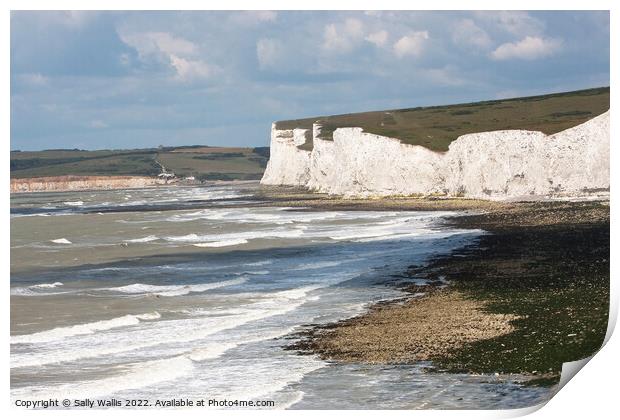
top-left (11, 183), bottom-right (552, 409)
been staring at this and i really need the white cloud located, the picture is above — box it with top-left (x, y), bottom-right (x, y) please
top-left (119, 31), bottom-right (216, 81)
top-left (491, 36), bottom-right (562, 60)
top-left (256, 38), bottom-right (283, 70)
top-left (120, 32), bottom-right (197, 59)
top-left (452, 19), bottom-right (492, 49)
top-left (344, 18), bottom-right (364, 37)
top-left (475, 11), bottom-right (544, 37)
top-left (169, 55), bottom-right (214, 82)
top-left (365, 30), bottom-right (389, 47)
top-left (322, 24), bottom-right (341, 50)
top-left (149, 32), bottom-right (196, 56)
top-left (322, 18), bottom-right (365, 52)
top-left (393, 31), bottom-right (429, 58)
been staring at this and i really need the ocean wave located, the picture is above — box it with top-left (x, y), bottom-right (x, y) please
top-left (327, 227), bottom-right (408, 241)
top-left (241, 270), bottom-right (269, 276)
top-left (104, 277), bottom-right (247, 297)
top-left (11, 286), bottom-right (317, 368)
top-left (11, 330), bottom-right (309, 402)
top-left (166, 208), bottom-right (346, 224)
top-left (11, 354), bottom-right (194, 401)
top-left (10, 212), bottom-right (54, 218)
top-left (189, 192), bottom-right (249, 201)
top-left (50, 238), bottom-right (72, 244)
top-left (187, 343), bottom-right (238, 361)
top-left (277, 391), bottom-right (306, 410)
top-left (34, 282), bottom-right (63, 289)
top-left (165, 233), bottom-right (201, 242)
top-left (315, 218), bottom-right (426, 242)
top-left (126, 235), bottom-right (160, 243)
top-left (193, 239), bottom-right (248, 248)
top-left (352, 232), bottom-right (424, 242)
top-left (11, 282), bottom-right (65, 296)
top-left (291, 261), bottom-right (343, 271)
top-left (209, 355), bottom-right (325, 403)
top-left (10, 312), bottom-right (161, 345)
top-left (164, 228), bottom-right (305, 244)
top-left (244, 260), bottom-right (272, 267)
top-left (63, 201), bottom-right (84, 206)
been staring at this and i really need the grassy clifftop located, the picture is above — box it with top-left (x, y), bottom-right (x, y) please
top-left (276, 87), bottom-right (609, 152)
top-left (10, 146), bottom-right (270, 181)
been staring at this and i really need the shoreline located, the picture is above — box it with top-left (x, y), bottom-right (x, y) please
top-left (11, 182), bottom-right (610, 389)
top-left (10, 175), bottom-right (169, 194)
top-left (9, 177), bottom-right (261, 194)
top-left (284, 199), bottom-right (610, 388)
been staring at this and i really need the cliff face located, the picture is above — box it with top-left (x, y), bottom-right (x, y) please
top-left (261, 126), bottom-right (312, 186)
top-left (10, 176), bottom-right (167, 193)
top-left (261, 111), bottom-right (610, 200)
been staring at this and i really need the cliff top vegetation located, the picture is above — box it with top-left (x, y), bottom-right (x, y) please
top-left (276, 87), bottom-right (610, 152)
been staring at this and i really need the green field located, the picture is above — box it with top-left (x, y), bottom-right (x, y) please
top-left (10, 146), bottom-right (270, 181)
top-left (157, 147), bottom-right (269, 181)
top-left (276, 87), bottom-right (610, 151)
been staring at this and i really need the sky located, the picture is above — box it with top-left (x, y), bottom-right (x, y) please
top-left (10, 10), bottom-right (610, 151)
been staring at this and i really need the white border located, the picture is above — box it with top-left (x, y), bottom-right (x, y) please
top-left (2, 2), bottom-right (616, 420)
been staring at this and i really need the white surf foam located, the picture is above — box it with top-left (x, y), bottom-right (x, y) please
top-left (277, 391), bottom-right (306, 410)
top-left (10, 312), bottom-right (161, 345)
top-left (166, 233), bottom-right (200, 242)
top-left (10, 323), bottom-right (310, 402)
top-left (50, 238), bottom-right (72, 244)
top-left (11, 286), bottom-right (317, 368)
top-left (206, 355), bottom-right (325, 403)
top-left (244, 260), bottom-right (272, 267)
top-left (63, 201), bottom-right (84, 206)
top-left (353, 232), bottom-right (424, 242)
top-left (188, 343), bottom-right (238, 361)
top-left (34, 282), bottom-right (63, 289)
top-left (10, 212), bottom-right (54, 218)
top-left (11, 282), bottom-right (65, 296)
top-left (105, 277), bottom-right (247, 297)
top-left (180, 208), bottom-right (425, 227)
top-left (193, 239), bottom-right (248, 248)
top-left (126, 235), bottom-right (159, 243)
top-left (164, 228), bottom-right (305, 245)
top-left (11, 355), bottom-right (194, 401)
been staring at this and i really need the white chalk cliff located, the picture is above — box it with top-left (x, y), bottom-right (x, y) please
top-left (261, 111), bottom-right (610, 200)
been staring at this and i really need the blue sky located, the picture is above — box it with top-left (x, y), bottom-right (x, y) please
top-left (10, 10), bottom-right (610, 150)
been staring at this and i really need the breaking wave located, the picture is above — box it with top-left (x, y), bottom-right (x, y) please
top-left (103, 277), bottom-right (247, 297)
top-left (11, 312), bottom-right (161, 345)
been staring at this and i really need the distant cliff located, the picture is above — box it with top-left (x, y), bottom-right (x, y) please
top-left (10, 176), bottom-right (168, 193)
top-left (261, 111), bottom-right (609, 200)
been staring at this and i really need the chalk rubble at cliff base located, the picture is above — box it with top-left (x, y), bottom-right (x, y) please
top-left (261, 111), bottom-right (610, 200)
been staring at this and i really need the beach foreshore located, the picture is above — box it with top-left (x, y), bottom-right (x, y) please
top-left (262, 187), bottom-right (610, 388)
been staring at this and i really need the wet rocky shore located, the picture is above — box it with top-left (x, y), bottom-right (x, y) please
top-left (284, 199), bottom-right (610, 388)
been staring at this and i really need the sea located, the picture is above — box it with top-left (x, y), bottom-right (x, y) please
top-left (10, 182), bottom-right (553, 409)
